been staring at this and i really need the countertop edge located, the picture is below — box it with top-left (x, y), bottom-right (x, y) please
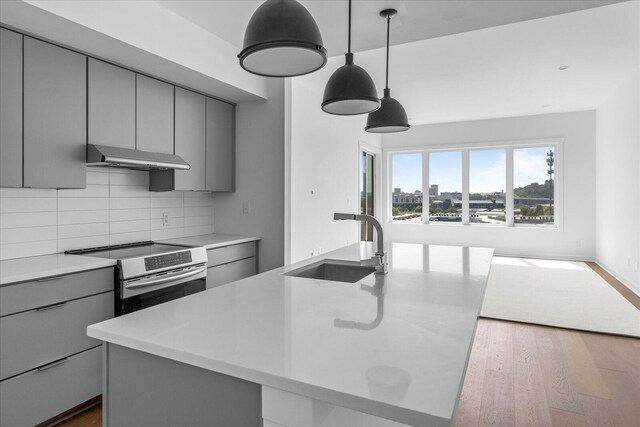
top-left (87, 327), bottom-right (452, 427)
top-left (156, 233), bottom-right (261, 250)
top-left (0, 255), bottom-right (117, 286)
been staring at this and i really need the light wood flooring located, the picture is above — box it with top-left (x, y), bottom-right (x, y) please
top-left (57, 319), bottom-right (639, 427)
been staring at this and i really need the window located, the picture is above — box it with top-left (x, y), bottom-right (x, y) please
top-left (388, 141), bottom-right (559, 227)
top-left (390, 153), bottom-right (423, 222)
top-left (429, 151), bottom-right (462, 222)
top-left (469, 149), bottom-right (506, 224)
top-left (360, 151), bottom-right (375, 241)
top-left (514, 146), bottom-right (555, 225)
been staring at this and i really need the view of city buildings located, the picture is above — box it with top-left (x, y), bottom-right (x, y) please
top-left (391, 147), bottom-right (555, 225)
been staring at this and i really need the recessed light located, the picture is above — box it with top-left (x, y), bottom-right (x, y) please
top-left (543, 105), bottom-right (551, 108)
top-left (558, 66), bottom-right (569, 70)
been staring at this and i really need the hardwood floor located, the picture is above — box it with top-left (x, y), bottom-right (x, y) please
top-left (453, 319), bottom-right (640, 427)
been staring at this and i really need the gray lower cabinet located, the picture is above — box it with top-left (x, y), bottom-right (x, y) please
top-left (0, 28), bottom-right (23, 188)
top-left (88, 58), bottom-right (136, 149)
top-left (206, 242), bottom-right (257, 289)
top-left (23, 37), bottom-right (87, 189)
top-left (174, 87), bottom-right (206, 191)
top-left (0, 346), bottom-right (102, 427)
top-left (0, 267), bottom-right (114, 426)
top-left (136, 74), bottom-right (174, 154)
top-left (206, 97), bottom-right (235, 192)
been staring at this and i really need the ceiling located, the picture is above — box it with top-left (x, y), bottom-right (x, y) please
top-left (155, 0), bottom-right (624, 56)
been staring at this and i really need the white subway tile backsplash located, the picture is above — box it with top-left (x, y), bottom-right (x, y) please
top-left (0, 188), bottom-right (56, 198)
top-left (58, 222), bottom-right (110, 239)
top-left (150, 227), bottom-right (184, 241)
top-left (1, 197), bottom-right (57, 213)
top-left (184, 215), bottom-right (213, 227)
top-left (86, 169), bottom-right (110, 185)
top-left (1, 212), bottom-right (57, 229)
top-left (150, 197), bottom-right (183, 208)
top-left (183, 206), bottom-right (212, 217)
top-left (110, 209), bottom-right (151, 222)
top-left (1, 240), bottom-right (58, 260)
top-left (58, 184), bottom-right (109, 198)
top-left (58, 210), bottom-right (110, 225)
top-left (150, 217), bottom-right (183, 230)
top-left (184, 225), bottom-right (214, 237)
top-left (110, 197), bottom-right (150, 210)
top-left (0, 170), bottom-right (216, 260)
top-left (58, 235), bottom-right (110, 252)
top-left (110, 185), bottom-right (150, 198)
top-left (1, 226), bottom-right (57, 244)
top-left (58, 197), bottom-right (109, 211)
top-left (110, 219), bottom-right (149, 234)
top-left (110, 231), bottom-right (150, 246)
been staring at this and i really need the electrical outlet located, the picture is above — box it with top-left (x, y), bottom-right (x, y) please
top-left (318, 246), bottom-right (323, 254)
top-left (242, 200), bottom-right (250, 214)
top-left (163, 212), bottom-right (170, 226)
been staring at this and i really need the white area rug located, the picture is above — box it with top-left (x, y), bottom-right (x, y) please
top-left (480, 257), bottom-right (640, 337)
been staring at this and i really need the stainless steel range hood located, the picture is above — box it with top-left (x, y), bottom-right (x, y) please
top-left (86, 144), bottom-right (190, 171)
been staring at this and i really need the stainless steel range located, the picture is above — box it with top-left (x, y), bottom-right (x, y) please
top-left (66, 241), bottom-right (207, 316)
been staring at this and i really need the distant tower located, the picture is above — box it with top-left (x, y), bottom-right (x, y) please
top-left (546, 150), bottom-right (554, 210)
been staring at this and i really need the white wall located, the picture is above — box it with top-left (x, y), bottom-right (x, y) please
top-left (381, 111), bottom-right (596, 261)
top-left (596, 72), bottom-right (640, 294)
top-left (287, 57), bottom-right (382, 264)
top-left (0, 168), bottom-right (214, 260)
top-left (213, 79), bottom-right (285, 273)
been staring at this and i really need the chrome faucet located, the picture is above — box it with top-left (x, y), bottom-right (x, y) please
top-left (333, 213), bottom-right (388, 275)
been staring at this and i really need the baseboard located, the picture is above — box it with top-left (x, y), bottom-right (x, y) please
top-left (492, 251), bottom-right (595, 263)
top-left (595, 260), bottom-right (640, 298)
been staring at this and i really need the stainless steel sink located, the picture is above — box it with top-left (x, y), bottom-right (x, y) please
top-left (284, 260), bottom-right (376, 283)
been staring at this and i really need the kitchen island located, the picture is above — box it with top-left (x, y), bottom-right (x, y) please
top-left (88, 242), bottom-right (493, 427)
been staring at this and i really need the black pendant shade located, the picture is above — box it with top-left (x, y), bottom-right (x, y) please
top-left (238, 0), bottom-right (327, 77)
top-left (365, 88), bottom-right (410, 133)
top-left (322, 53), bottom-right (381, 115)
top-left (365, 9), bottom-right (410, 133)
top-left (321, 0), bottom-right (380, 115)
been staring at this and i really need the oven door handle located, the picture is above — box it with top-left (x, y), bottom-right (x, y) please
top-left (125, 268), bottom-right (206, 290)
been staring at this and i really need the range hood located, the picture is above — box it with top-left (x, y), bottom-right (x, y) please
top-left (86, 144), bottom-right (190, 171)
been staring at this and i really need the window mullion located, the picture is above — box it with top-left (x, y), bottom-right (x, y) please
top-left (506, 147), bottom-right (514, 226)
top-left (422, 152), bottom-right (429, 224)
top-left (462, 150), bottom-right (469, 225)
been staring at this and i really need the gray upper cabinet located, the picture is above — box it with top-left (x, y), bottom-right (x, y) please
top-left (206, 98), bottom-right (235, 192)
top-left (136, 75), bottom-right (174, 154)
top-left (0, 28), bottom-right (23, 188)
top-left (23, 37), bottom-right (86, 189)
top-left (88, 58), bottom-right (135, 149)
top-left (175, 88), bottom-right (206, 191)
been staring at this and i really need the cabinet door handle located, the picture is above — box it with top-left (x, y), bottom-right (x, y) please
top-left (35, 301), bottom-right (68, 311)
top-left (37, 358), bottom-right (68, 371)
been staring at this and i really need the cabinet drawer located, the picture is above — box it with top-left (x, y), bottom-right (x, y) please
top-left (0, 346), bottom-right (101, 427)
top-left (207, 242), bottom-right (256, 268)
top-left (207, 257), bottom-right (257, 289)
top-left (0, 291), bottom-right (113, 380)
top-left (0, 267), bottom-right (113, 317)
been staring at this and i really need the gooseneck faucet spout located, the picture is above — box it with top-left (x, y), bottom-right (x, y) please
top-left (333, 213), bottom-right (387, 275)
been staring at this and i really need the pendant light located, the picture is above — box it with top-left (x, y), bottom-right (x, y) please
top-left (238, 0), bottom-right (327, 77)
top-left (365, 9), bottom-right (410, 133)
top-left (321, 0), bottom-right (380, 115)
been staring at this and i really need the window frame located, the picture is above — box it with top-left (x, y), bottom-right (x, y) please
top-left (384, 138), bottom-right (563, 229)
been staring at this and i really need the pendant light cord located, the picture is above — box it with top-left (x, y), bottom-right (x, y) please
top-left (385, 13), bottom-right (390, 89)
top-left (348, 0), bottom-right (352, 53)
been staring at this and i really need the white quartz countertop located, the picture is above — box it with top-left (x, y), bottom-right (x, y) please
top-left (0, 253), bottom-right (116, 286)
top-left (156, 233), bottom-right (260, 250)
top-left (88, 243), bottom-right (493, 426)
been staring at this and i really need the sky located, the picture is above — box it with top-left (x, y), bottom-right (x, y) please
top-left (392, 146), bottom-right (554, 194)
